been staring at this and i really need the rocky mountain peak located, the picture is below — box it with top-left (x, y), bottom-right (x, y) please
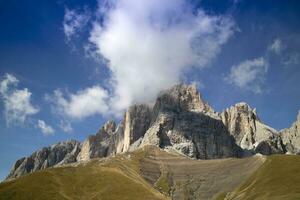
top-left (154, 84), bottom-right (214, 115)
top-left (140, 84), bottom-right (242, 159)
top-left (220, 102), bottom-right (284, 154)
top-left (231, 102), bottom-right (258, 119)
top-left (98, 120), bottom-right (116, 135)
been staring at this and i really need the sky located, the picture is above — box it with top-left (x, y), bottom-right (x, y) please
top-left (0, 0), bottom-right (300, 180)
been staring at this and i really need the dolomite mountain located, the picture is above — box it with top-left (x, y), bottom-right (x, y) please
top-left (5, 84), bottom-right (300, 180)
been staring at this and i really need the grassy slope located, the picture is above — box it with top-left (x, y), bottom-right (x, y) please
top-left (139, 147), bottom-right (265, 200)
top-left (0, 150), bottom-right (167, 200)
top-left (1, 147), bottom-right (300, 200)
top-left (227, 155), bottom-right (300, 200)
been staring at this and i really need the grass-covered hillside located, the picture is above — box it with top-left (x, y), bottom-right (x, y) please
top-left (226, 155), bottom-right (300, 200)
top-left (0, 147), bottom-right (167, 200)
top-left (0, 146), bottom-right (300, 200)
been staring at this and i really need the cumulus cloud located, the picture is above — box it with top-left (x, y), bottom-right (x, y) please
top-left (46, 85), bottom-right (109, 119)
top-left (225, 57), bottom-right (269, 94)
top-left (37, 120), bottom-right (54, 136)
top-left (88, 0), bottom-right (235, 113)
top-left (268, 38), bottom-right (283, 54)
top-left (0, 74), bottom-right (39, 125)
top-left (63, 8), bottom-right (90, 41)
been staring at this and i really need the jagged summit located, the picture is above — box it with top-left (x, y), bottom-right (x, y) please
top-left (220, 102), bottom-right (283, 155)
top-left (6, 140), bottom-right (81, 180)
top-left (154, 84), bottom-right (214, 114)
top-left (5, 84), bottom-right (300, 180)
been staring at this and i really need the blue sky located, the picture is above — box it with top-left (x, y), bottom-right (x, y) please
top-left (0, 0), bottom-right (300, 180)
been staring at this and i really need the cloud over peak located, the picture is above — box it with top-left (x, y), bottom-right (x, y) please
top-left (88, 0), bottom-right (235, 113)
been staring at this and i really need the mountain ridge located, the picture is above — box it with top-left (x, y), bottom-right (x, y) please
top-left (4, 83), bottom-right (300, 181)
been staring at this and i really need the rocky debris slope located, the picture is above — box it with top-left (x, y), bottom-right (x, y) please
top-left (6, 140), bottom-right (81, 180)
top-left (281, 111), bottom-right (300, 154)
top-left (220, 102), bottom-right (285, 155)
top-left (5, 84), bottom-right (299, 181)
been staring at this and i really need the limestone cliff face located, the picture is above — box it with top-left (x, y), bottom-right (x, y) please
top-left (122, 104), bottom-right (152, 152)
top-left (220, 102), bottom-right (284, 155)
top-left (141, 84), bottom-right (242, 159)
top-left (281, 111), bottom-right (300, 154)
top-left (6, 140), bottom-right (81, 180)
top-left (77, 121), bottom-right (116, 161)
top-left (77, 104), bottom-right (152, 162)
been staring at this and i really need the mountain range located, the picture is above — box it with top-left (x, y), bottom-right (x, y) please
top-left (1, 84), bottom-right (300, 200)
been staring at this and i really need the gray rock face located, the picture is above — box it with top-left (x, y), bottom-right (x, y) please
top-left (77, 104), bottom-right (152, 162)
top-left (141, 84), bottom-right (242, 159)
top-left (153, 84), bottom-right (214, 115)
top-left (6, 140), bottom-right (81, 180)
top-left (281, 111), bottom-right (300, 154)
top-left (122, 104), bottom-right (152, 152)
top-left (108, 123), bottom-right (125, 154)
top-left (220, 102), bottom-right (284, 155)
top-left (77, 121), bottom-right (116, 161)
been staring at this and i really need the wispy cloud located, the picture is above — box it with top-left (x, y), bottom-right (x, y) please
top-left (0, 74), bottom-right (39, 125)
top-left (225, 57), bottom-right (269, 94)
top-left (268, 38), bottom-right (284, 54)
top-left (87, 0), bottom-right (235, 114)
top-left (282, 53), bottom-right (300, 66)
top-left (37, 120), bottom-right (54, 136)
top-left (63, 7), bottom-right (90, 42)
top-left (59, 120), bottom-right (73, 133)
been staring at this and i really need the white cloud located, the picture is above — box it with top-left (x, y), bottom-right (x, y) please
top-left (225, 57), bottom-right (269, 94)
top-left (0, 74), bottom-right (39, 125)
top-left (0, 73), bottom-right (18, 94)
top-left (59, 120), bottom-right (73, 133)
top-left (47, 85), bottom-right (109, 119)
top-left (63, 8), bottom-right (90, 41)
top-left (269, 38), bottom-right (283, 54)
top-left (88, 0), bottom-right (235, 113)
top-left (37, 120), bottom-right (54, 136)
